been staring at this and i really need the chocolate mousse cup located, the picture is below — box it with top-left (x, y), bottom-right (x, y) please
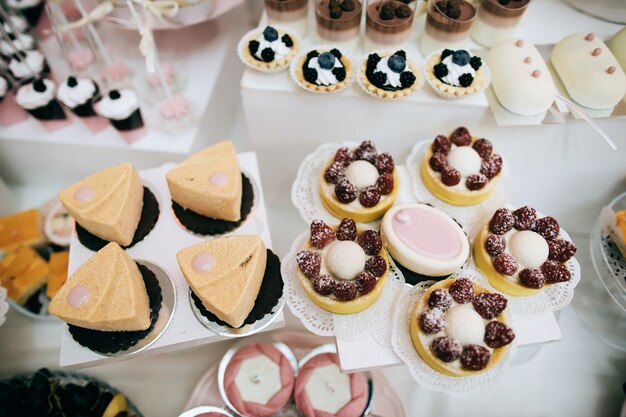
top-left (420, 0), bottom-right (476, 56)
top-left (365, 0), bottom-right (415, 51)
top-left (265, 0), bottom-right (309, 36)
top-left (316, 0), bottom-right (363, 51)
top-left (471, 0), bottom-right (531, 47)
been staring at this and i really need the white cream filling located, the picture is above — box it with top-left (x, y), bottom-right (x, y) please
top-left (16, 79), bottom-right (56, 110)
top-left (253, 35), bottom-right (291, 61)
top-left (96, 89), bottom-right (139, 120)
top-left (57, 77), bottom-right (97, 108)
top-left (440, 54), bottom-right (476, 87)
top-left (374, 56), bottom-right (402, 88)
top-left (308, 56), bottom-right (343, 86)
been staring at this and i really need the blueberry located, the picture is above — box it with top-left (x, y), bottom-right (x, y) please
top-left (388, 54), bottom-right (406, 73)
top-left (317, 52), bottom-right (336, 70)
top-left (452, 50), bottom-right (471, 66)
top-left (263, 26), bottom-right (278, 42)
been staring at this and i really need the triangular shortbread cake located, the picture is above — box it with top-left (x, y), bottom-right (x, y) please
top-left (176, 235), bottom-right (267, 328)
top-left (58, 163), bottom-right (144, 246)
top-left (166, 141), bottom-right (242, 222)
top-left (49, 242), bottom-right (151, 332)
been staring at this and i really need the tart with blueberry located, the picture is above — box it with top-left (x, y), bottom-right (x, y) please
top-left (239, 26), bottom-right (299, 72)
top-left (321, 141), bottom-right (399, 223)
top-left (359, 50), bottom-right (421, 99)
top-left (411, 277), bottom-right (515, 377)
top-left (293, 47), bottom-right (354, 93)
top-left (474, 206), bottom-right (577, 297)
top-left (421, 127), bottom-right (503, 206)
top-left (425, 48), bottom-right (490, 98)
top-left (296, 218), bottom-right (389, 315)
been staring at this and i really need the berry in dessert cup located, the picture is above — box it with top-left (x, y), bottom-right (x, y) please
top-left (424, 48), bottom-right (491, 99)
top-left (359, 49), bottom-right (421, 99)
top-left (420, 0), bottom-right (476, 56)
top-left (296, 218), bottom-right (389, 315)
top-left (8, 50), bottom-right (50, 84)
top-left (56, 75), bottom-right (108, 132)
top-left (364, 0), bottom-right (415, 51)
top-left (0, 31), bottom-right (36, 58)
top-left (238, 26), bottom-right (300, 73)
top-left (315, 0), bottom-right (363, 51)
top-left (265, 0), bottom-right (309, 36)
top-left (6, 0), bottom-right (45, 27)
top-left (410, 277), bottom-right (515, 377)
top-left (159, 94), bottom-right (192, 132)
top-left (16, 79), bottom-right (69, 129)
top-left (292, 47), bottom-right (354, 94)
top-left (471, 0), bottom-right (532, 48)
top-left (319, 140), bottom-right (398, 222)
top-left (473, 206), bottom-right (577, 297)
top-left (421, 127), bottom-right (502, 206)
top-left (95, 89), bottom-right (146, 143)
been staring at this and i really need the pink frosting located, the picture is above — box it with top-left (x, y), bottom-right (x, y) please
top-left (67, 285), bottom-right (90, 307)
top-left (391, 208), bottom-right (462, 261)
top-left (192, 253), bottom-right (215, 273)
top-left (294, 353), bottom-right (368, 417)
top-left (102, 62), bottom-right (128, 82)
top-left (74, 186), bottom-right (94, 201)
top-left (210, 172), bottom-right (229, 187)
top-left (160, 95), bottom-right (188, 120)
top-left (148, 63), bottom-right (175, 87)
top-left (224, 344), bottom-right (295, 417)
top-left (68, 49), bottom-right (94, 71)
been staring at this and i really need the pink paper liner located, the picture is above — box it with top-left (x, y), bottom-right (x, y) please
top-left (80, 115), bottom-right (110, 133)
top-left (39, 116), bottom-right (72, 132)
top-left (0, 94), bottom-right (29, 126)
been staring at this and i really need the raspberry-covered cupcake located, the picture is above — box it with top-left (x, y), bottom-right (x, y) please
top-left (320, 141), bottom-right (398, 222)
top-left (359, 50), bottom-right (421, 99)
top-left (293, 47), bottom-right (354, 94)
top-left (239, 26), bottom-right (299, 73)
top-left (296, 218), bottom-right (389, 315)
top-left (421, 127), bottom-right (503, 206)
top-left (424, 48), bottom-right (490, 98)
top-left (473, 206), bottom-right (577, 297)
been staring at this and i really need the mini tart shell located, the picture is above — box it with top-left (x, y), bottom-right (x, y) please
top-left (359, 52), bottom-right (422, 100)
top-left (296, 227), bottom-right (390, 315)
top-left (424, 52), bottom-right (489, 98)
top-left (240, 29), bottom-right (300, 72)
top-left (320, 161), bottom-right (400, 224)
top-left (410, 278), bottom-right (510, 377)
top-left (294, 49), bottom-right (354, 93)
top-left (421, 136), bottom-right (501, 206)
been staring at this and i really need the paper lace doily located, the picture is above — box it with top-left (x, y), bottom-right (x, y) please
top-left (406, 140), bottom-right (510, 228)
top-left (391, 269), bottom-right (517, 396)
top-left (281, 231), bottom-right (405, 340)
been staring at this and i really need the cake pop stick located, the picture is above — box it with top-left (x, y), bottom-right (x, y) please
top-left (555, 94), bottom-right (618, 151)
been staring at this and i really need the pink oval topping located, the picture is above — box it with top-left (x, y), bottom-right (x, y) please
top-left (607, 66), bottom-right (617, 74)
top-left (592, 48), bottom-right (602, 57)
top-left (523, 56), bottom-right (532, 64)
top-left (67, 285), bottom-right (90, 307)
top-left (585, 33), bottom-right (595, 41)
top-left (193, 253), bottom-right (215, 273)
top-left (74, 186), bottom-right (94, 201)
top-left (391, 207), bottom-right (462, 261)
top-left (515, 39), bottom-right (524, 47)
top-left (532, 70), bottom-right (541, 78)
top-left (210, 172), bottom-right (229, 187)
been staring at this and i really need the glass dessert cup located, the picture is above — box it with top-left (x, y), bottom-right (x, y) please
top-left (265, 0), bottom-right (309, 36)
top-left (315, 0), bottom-right (363, 52)
top-left (365, 0), bottom-right (415, 51)
top-left (420, 0), bottom-right (477, 56)
top-left (471, 0), bottom-right (532, 48)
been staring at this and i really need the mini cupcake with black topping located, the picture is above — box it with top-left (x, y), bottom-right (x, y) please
top-left (95, 89), bottom-right (146, 142)
top-left (359, 49), bottom-right (421, 99)
top-left (6, 0), bottom-right (45, 26)
top-left (57, 76), bottom-right (100, 117)
top-left (16, 79), bottom-right (67, 122)
top-left (425, 48), bottom-right (491, 98)
top-left (8, 50), bottom-right (50, 84)
top-left (239, 25), bottom-right (299, 73)
top-left (0, 31), bottom-right (36, 58)
top-left (292, 47), bottom-right (354, 93)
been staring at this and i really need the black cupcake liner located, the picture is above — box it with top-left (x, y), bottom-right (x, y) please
top-left (68, 263), bottom-right (162, 355)
top-left (26, 99), bottom-right (66, 120)
top-left (67, 84), bottom-right (100, 117)
top-left (76, 186), bottom-right (159, 252)
top-left (109, 108), bottom-right (144, 131)
top-left (191, 249), bottom-right (283, 328)
top-left (172, 173), bottom-right (254, 236)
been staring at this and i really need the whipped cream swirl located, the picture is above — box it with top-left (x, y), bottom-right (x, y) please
top-left (96, 89), bottom-right (140, 120)
top-left (57, 76), bottom-right (97, 108)
top-left (16, 79), bottom-right (55, 110)
top-left (9, 50), bottom-right (46, 80)
top-left (308, 56), bottom-right (344, 86)
top-left (254, 35), bottom-right (291, 61)
top-left (0, 33), bottom-right (35, 56)
top-left (375, 56), bottom-right (402, 88)
top-left (440, 54), bottom-right (475, 87)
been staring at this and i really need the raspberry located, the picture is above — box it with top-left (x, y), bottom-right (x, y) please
top-left (450, 127), bottom-right (472, 146)
top-left (519, 268), bottom-right (545, 289)
top-left (441, 166), bottom-right (461, 186)
top-left (548, 239), bottom-right (577, 263)
top-left (335, 280), bottom-right (358, 301)
top-left (429, 153), bottom-right (448, 172)
top-left (428, 289), bottom-right (452, 312)
top-left (357, 230), bottom-right (382, 256)
top-left (375, 152), bottom-right (394, 174)
top-left (314, 275), bottom-right (336, 296)
top-left (541, 260), bottom-right (571, 284)
top-left (466, 174), bottom-right (487, 191)
top-left (248, 40), bottom-right (260, 56)
top-left (359, 186), bottom-right (381, 208)
top-left (461, 345), bottom-right (491, 371)
top-left (296, 251), bottom-right (321, 279)
top-left (484, 321), bottom-right (515, 349)
top-left (354, 140), bottom-right (378, 163)
top-left (365, 255), bottom-right (387, 277)
top-left (489, 208), bottom-right (514, 235)
top-left (513, 206), bottom-right (537, 231)
top-left (472, 138), bottom-right (492, 158)
top-left (334, 147), bottom-right (354, 165)
top-left (480, 154), bottom-right (503, 179)
top-left (493, 253), bottom-right (518, 276)
top-left (376, 173), bottom-right (394, 195)
top-left (261, 47), bottom-right (275, 62)
top-left (449, 278), bottom-right (474, 304)
top-left (336, 218), bottom-right (357, 241)
top-left (310, 219), bottom-right (335, 249)
top-left (419, 309), bottom-right (445, 334)
top-left (356, 271), bottom-right (377, 294)
top-left (431, 336), bottom-right (462, 363)
top-left (335, 178), bottom-right (358, 204)
top-left (485, 234), bottom-right (506, 256)
top-left (472, 293), bottom-right (508, 320)
top-left (432, 134), bottom-right (451, 154)
top-left (324, 161), bottom-right (345, 184)
top-left (332, 67), bottom-right (347, 82)
top-left (534, 217), bottom-right (560, 241)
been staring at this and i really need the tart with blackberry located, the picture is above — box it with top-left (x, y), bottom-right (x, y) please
top-left (239, 26), bottom-right (299, 72)
top-left (474, 206), bottom-right (577, 297)
top-left (359, 50), bottom-right (421, 99)
top-left (293, 47), bottom-right (354, 93)
top-left (421, 127), bottom-right (503, 206)
top-left (425, 48), bottom-right (490, 98)
top-left (410, 277), bottom-right (515, 377)
top-left (296, 218), bottom-right (389, 315)
top-left (321, 140), bottom-right (399, 223)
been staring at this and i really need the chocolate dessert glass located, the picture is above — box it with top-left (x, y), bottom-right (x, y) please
top-left (265, 0), bottom-right (309, 36)
top-left (471, 0), bottom-right (531, 47)
top-left (420, 0), bottom-right (477, 56)
top-left (315, 0), bottom-right (363, 51)
top-left (365, 0), bottom-right (415, 51)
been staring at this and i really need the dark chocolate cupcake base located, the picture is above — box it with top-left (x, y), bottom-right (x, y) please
top-left (68, 263), bottom-right (162, 355)
top-left (172, 173), bottom-right (254, 236)
top-left (109, 108), bottom-right (144, 131)
top-left (392, 256), bottom-right (451, 286)
top-left (76, 186), bottom-right (159, 252)
top-left (27, 99), bottom-right (67, 121)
